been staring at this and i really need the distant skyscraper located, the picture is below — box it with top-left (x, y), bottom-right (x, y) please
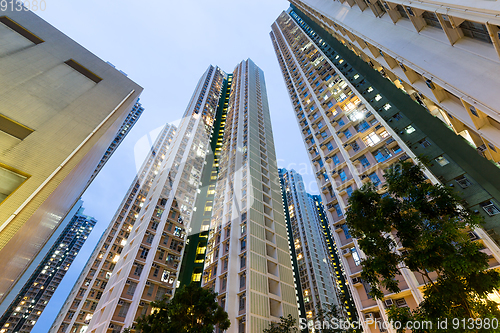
top-left (279, 168), bottom-right (342, 327)
top-left (200, 60), bottom-right (298, 333)
top-left (50, 124), bottom-right (176, 333)
top-left (87, 99), bottom-right (145, 186)
top-left (51, 60), bottom-right (299, 333)
top-left (0, 9), bottom-right (143, 305)
top-left (287, 0), bottom-right (500, 165)
top-left (0, 205), bottom-right (96, 333)
top-left (271, 8), bottom-right (500, 331)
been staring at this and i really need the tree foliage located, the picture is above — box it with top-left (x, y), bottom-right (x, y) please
top-left (263, 314), bottom-right (298, 333)
top-left (346, 162), bottom-right (500, 332)
top-left (315, 303), bottom-right (358, 333)
top-left (134, 282), bottom-right (230, 333)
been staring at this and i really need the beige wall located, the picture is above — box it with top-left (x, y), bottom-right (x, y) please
top-left (0, 9), bottom-right (142, 302)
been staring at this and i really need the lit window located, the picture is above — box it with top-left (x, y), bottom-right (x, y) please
top-left (367, 87), bottom-right (373, 93)
top-left (405, 125), bottom-right (416, 134)
top-left (374, 94), bottom-right (382, 101)
top-left (362, 132), bottom-right (380, 147)
top-left (435, 156), bottom-right (449, 166)
top-left (383, 104), bottom-right (392, 110)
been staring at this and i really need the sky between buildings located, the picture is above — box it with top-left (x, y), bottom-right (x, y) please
top-left (33, 0), bottom-right (319, 330)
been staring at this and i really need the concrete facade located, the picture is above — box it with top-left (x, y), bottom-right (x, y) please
top-left (0, 9), bottom-right (143, 308)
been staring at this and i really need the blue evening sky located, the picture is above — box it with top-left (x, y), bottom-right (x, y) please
top-left (33, 1), bottom-right (318, 330)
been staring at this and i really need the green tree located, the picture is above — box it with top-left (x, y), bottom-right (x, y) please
top-left (316, 303), bottom-right (358, 333)
top-left (346, 161), bottom-right (500, 332)
top-left (134, 282), bottom-right (230, 333)
top-left (263, 314), bottom-right (298, 333)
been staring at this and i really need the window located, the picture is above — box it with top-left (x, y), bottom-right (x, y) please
top-left (221, 275), bottom-right (227, 290)
top-left (374, 94), bottom-right (382, 101)
top-left (326, 142), bottom-right (334, 151)
top-left (393, 113), bottom-right (403, 121)
top-left (139, 247), bottom-right (149, 259)
top-left (239, 293), bottom-right (246, 311)
top-left (317, 122), bottom-right (323, 129)
top-left (320, 131), bottom-right (327, 139)
top-left (359, 155), bottom-right (370, 168)
top-left (455, 175), bottom-right (471, 188)
top-left (313, 113), bottom-right (319, 120)
top-left (0, 114), bottom-right (34, 140)
top-left (351, 141), bottom-right (360, 152)
top-left (392, 146), bottom-right (402, 154)
top-left (405, 125), bottom-right (416, 134)
top-left (327, 101), bottom-right (334, 108)
top-left (240, 254), bottom-right (246, 269)
top-left (341, 224), bottom-right (351, 239)
top-left (488, 143), bottom-right (497, 152)
top-left (0, 165), bottom-right (29, 203)
top-left (344, 129), bottom-right (352, 138)
top-left (332, 154), bottom-right (340, 165)
top-left (0, 17), bottom-right (44, 44)
top-left (333, 204), bottom-right (343, 217)
top-left (338, 119), bottom-right (345, 126)
top-left (64, 59), bottom-right (102, 83)
top-left (339, 170), bottom-right (347, 182)
top-left (435, 156), bottom-right (449, 166)
top-left (362, 132), bottom-right (380, 147)
top-left (367, 87), bottom-right (373, 93)
top-left (480, 200), bottom-right (500, 216)
top-left (117, 302), bottom-right (130, 318)
top-left (368, 172), bottom-right (381, 186)
top-left (355, 121), bottom-right (370, 133)
top-left (419, 139), bottom-right (431, 148)
top-left (133, 263), bottom-right (144, 276)
top-left (373, 147), bottom-right (392, 162)
top-left (346, 186), bottom-right (353, 197)
top-left (351, 248), bottom-right (361, 266)
top-left (240, 273), bottom-right (246, 288)
top-left (240, 237), bottom-right (246, 251)
top-left (469, 106), bottom-right (479, 117)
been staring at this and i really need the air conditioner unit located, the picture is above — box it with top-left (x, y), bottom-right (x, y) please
top-left (384, 299), bottom-right (394, 307)
top-left (109, 324), bottom-right (115, 329)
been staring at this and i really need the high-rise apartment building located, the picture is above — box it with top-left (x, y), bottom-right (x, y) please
top-left (309, 194), bottom-right (356, 322)
top-left (87, 99), bottom-right (145, 186)
top-left (51, 59), bottom-right (298, 333)
top-left (0, 205), bottom-right (97, 333)
top-left (0, 9), bottom-right (143, 305)
top-left (50, 124), bottom-right (176, 333)
top-left (271, 8), bottom-right (500, 332)
top-left (200, 60), bottom-right (298, 333)
top-left (279, 168), bottom-right (342, 326)
top-left (285, 0), bottom-right (500, 165)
